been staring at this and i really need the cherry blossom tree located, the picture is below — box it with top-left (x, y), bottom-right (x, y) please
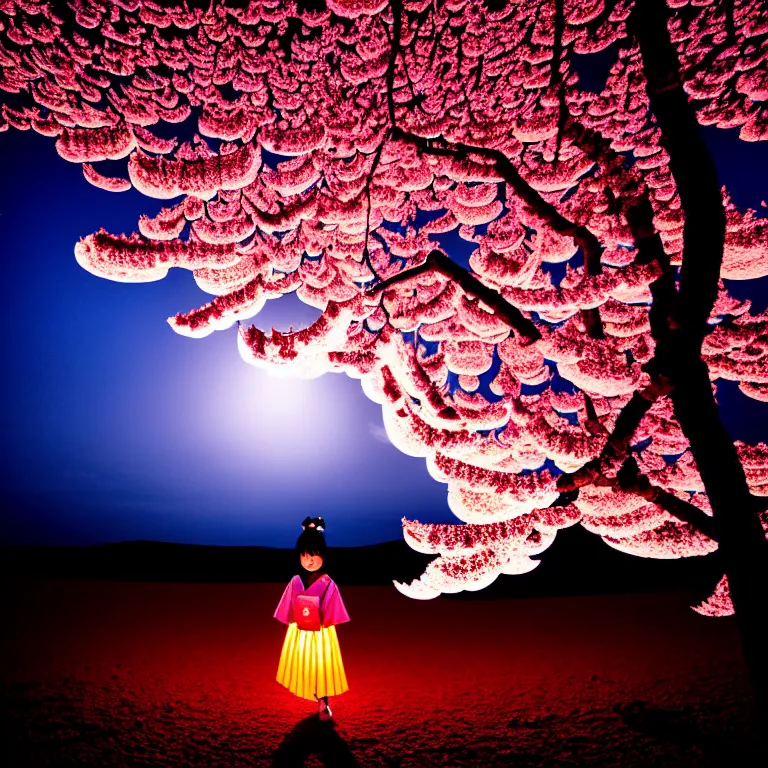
top-left (2, 0), bottom-right (768, 710)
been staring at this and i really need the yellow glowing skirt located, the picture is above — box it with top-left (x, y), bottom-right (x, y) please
top-left (276, 622), bottom-right (349, 700)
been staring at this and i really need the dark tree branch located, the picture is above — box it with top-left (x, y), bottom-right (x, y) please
top-left (393, 129), bottom-right (603, 270)
top-left (555, 385), bottom-right (670, 494)
top-left (615, 458), bottom-right (716, 541)
top-left (556, 197), bottom-right (674, 495)
top-left (624, 198), bottom-right (678, 341)
top-left (724, 0), bottom-right (737, 44)
top-left (393, 128), bottom-right (606, 337)
top-left (559, 458), bottom-right (717, 541)
top-left (551, 0), bottom-right (567, 164)
top-left (367, 249), bottom-right (541, 344)
top-left (386, 0), bottom-right (403, 128)
top-left (362, 146), bottom-right (384, 282)
top-left (360, 0), bottom-right (405, 283)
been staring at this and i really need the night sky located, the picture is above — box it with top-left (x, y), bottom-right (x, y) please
top-left (1, 122), bottom-right (767, 549)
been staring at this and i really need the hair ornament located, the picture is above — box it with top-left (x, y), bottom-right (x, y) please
top-left (301, 516), bottom-right (325, 532)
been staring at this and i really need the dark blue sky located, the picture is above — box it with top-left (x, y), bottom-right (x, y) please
top-left (1, 125), bottom-right (767, 548)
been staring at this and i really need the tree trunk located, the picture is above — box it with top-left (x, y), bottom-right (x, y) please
top-left (668, 352), bottom-right (768, 716)
top-left (630, 0), bottom-right (768, 725)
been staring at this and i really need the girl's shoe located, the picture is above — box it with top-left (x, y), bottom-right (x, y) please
top-left (318, 699), bottom-right (333, 721)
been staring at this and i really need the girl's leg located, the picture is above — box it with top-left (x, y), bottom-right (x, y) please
top-left (318, 695), bottom-right (332, 720)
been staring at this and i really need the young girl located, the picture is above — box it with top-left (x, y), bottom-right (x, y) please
top-left (274, 516), bottom-right (350, 721)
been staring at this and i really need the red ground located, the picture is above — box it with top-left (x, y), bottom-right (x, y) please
top-left (1, 579), bottom-right (762, 767)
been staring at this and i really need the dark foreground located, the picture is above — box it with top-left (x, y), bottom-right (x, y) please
top-left (1, 580), bottom-right (762, 767)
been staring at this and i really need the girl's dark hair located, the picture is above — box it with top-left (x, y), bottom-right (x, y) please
top-left (295, 516), bottom-right (327, 558)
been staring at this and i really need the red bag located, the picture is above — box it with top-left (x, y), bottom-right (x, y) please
top-left (295, 594), bottom-right (321, 631)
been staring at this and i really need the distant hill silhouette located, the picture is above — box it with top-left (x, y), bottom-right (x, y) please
top-left (0, 525), bottom-right (722, 601)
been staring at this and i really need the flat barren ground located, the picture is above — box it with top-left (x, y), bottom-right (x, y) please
top-left (1, 579), bottom-right (762, 767)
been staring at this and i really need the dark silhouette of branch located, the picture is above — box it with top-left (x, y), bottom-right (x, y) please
top-left (386, 0), bottom-right (403, 128)
top-left (724, 0), bottom-right (737, 45)
top-left (564, 458), bottom-right (716, 541)
top-left (552, 0), bottom-right (567, 164)
top-left (556, 197), bottom-right (673, 494)
top-left (361, 146), bottom-right (384, 282)
top-left (615, 458), bottom-right (716, 541)
top-left (393, 128), bottom-right (606, 338)
top-left (368, 249), bottom-right (541, 344)
top-left (361, 0), bottom-right (404, 282)
top-left (555, 385), bottom-right (669, 495)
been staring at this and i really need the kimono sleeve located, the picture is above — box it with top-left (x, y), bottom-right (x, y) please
top-left (320, 580), bottom-right (350, 628)
top-left (273, 579), bottom-right (294, 625)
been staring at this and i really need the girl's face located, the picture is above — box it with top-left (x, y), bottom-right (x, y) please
top-left (300, 552), bottom-right (323, 572)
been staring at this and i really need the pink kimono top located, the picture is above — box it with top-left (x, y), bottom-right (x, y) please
top-left (273, 574), bottom-right (350, 628)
